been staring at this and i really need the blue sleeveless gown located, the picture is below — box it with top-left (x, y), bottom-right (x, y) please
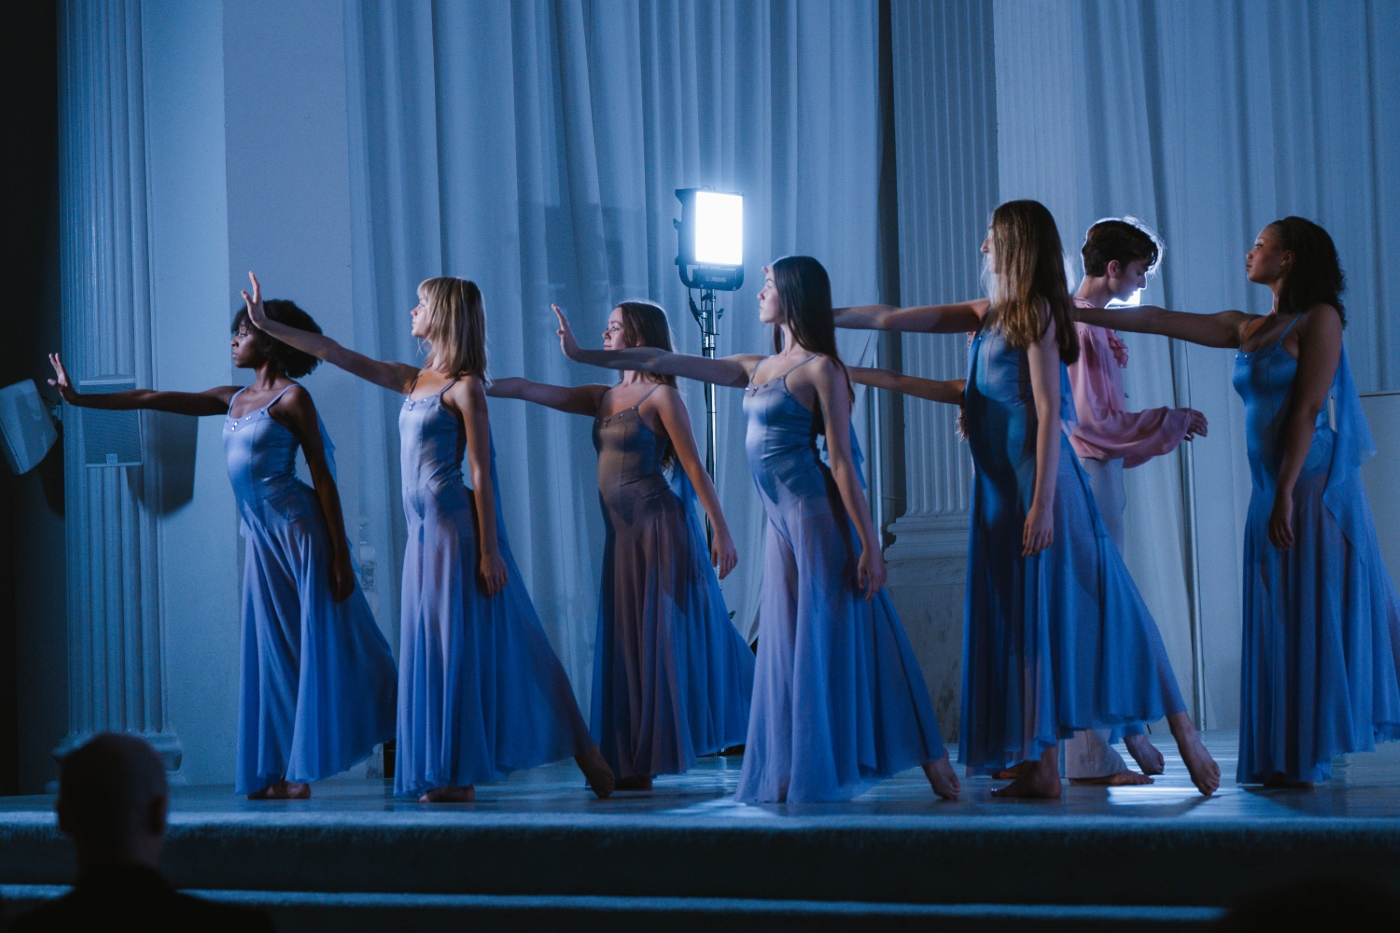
top-left (960, 325), bottom-right (1186, 775)
top-left (590, 386), bottom-right (754, 779)
top-left (395, 381), bottom-right (594, 796)
top-left (223, 385), bottom-right (397, 795)
top-left (1233, 325), bottom-right (1400, 783)
top-left (735, 357), bottom-right (946, 803)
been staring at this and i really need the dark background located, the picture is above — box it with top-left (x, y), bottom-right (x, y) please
top-left (1, 0), bottom-right (61, 795)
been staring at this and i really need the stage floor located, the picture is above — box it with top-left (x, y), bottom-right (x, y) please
top-left (3, 730), bottom-right (1400, 928)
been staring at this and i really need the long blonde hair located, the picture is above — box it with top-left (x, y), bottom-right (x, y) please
top-left (419, 277), bottom-right (487, 377)
top-left (985, 200), bottom-right (1079, 365)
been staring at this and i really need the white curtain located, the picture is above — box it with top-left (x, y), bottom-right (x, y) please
top-left (343, 0), bottom-right (881, 714)
top-left (988, 0), bottom-right (1400, 727)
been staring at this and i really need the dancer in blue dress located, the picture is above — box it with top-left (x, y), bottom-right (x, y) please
top-left (1078, 216), bottom-right (1400, 786)
top-left (835, 200), bottom-right (1219, 797)
top-left (48, 301), bottom-right (396, 799)
top-left (554, 257), bottom-right (960, 803)
top-left (242, 272), bottom-right (614, 801)
top-left (488, 300), bottom-right (754, 789)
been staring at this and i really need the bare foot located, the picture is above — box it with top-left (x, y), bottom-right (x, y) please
top-left (1124, 733), bottom-right (1165, 776)
top-left (922, 757), bottom-right (961, 800)
top-left (615, 775), bottom-right (653, 791)
top-left (1262, 773), bottom-right (1315, 789)
top-left (576, 745), bottom-right (615, 799)
top-left (247, 780), bottom-right (311, 800)
top-left (993, 747), bottom-right (1062, 799)
top-left (1070, 769), bottom-right (1153, 786)
top-left (992, 761), bottom-right (1034, 781)
top-left (1167, 712), bottom-right (1220, 796)
top-left (419, 785), bottom-right (475, 803)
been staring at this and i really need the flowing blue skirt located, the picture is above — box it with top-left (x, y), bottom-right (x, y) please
top-left (394, 483), bottom-right (592, 797)
top-left (236, 487), bottom-right (397, 795)
top-left (1239, 429), bottom-right (1400, 783)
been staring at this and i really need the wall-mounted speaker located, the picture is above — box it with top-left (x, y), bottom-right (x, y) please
top-left (0, 379), bottom-right (58, 474)
top-left (80, 378), bottom-right (142, 468)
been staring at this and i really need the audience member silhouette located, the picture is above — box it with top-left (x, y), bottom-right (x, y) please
top-left (11, 733), bottom-right (274, 932)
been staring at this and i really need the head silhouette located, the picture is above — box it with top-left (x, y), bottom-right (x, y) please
top-left (56, 734), bottom-right (168, 872)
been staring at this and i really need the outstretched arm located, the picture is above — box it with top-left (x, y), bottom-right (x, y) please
top-left (241, 272), bottom-right (419, 393)
top-left (812, 360), bottom-right (884, 600)
top-left (48, 353), bottom-right (234, 415)
top-left (486, 377), bottom-right (608, 417)
top-left (834, 299), bottom-right (988, 334)
top-left (650, 387), bottom-right (738, 579)
top-left (1268, 305), bottom-right (1343, 550)
top-left (851, 366), bottom-right (964, 405)
top-left (1074, 304), bottom-right (1255, 349)
top-left (554, 305), bottom-right (759, 388)
top-left (270, 387), bottom-right (355, 602)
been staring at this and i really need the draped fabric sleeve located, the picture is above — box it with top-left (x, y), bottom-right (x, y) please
top-left (1067, 321), bottom-right (1192, 468)
top-left (1321, 348), bottom-right (1378, 537)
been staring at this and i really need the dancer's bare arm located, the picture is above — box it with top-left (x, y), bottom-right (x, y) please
top-left (813, 360), bottom-right (884, 600)
top-left (48, 353), bottom-right (234, 415)
top-left (486, 377), bottom-right (608, 417)
top-left (1074, 304), bottom-right (1256, 349)
top-left (554, 305), bottom-right (760, 388)
top-left (851, 366), bottom-right (964, 405)
top-left (650, 386), bottom-right (738, 579)
top-left (1268, 305), bottom-right (1343, 550)
top-left (834, 299), bottom-right (988, 334)
top-left (445, 375), bottom-right (508, 596)
top-left (270, 386), bottom-right (355, 602)
top-left (241, 271), bottom-right (418, 393)
top-left (1023, 318), bottom-right (1061, 557)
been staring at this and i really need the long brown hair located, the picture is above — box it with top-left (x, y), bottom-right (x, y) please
top-left (614, 300), bottom-right (678, 466)
top-left (769, 255), bottom-right (852, 427)
top-left (986, 200), bottom-right (1079, 365)
top-left (615, 300), bottom-right (678, 388)
top-left (419, 277), bottom-right (487, 377)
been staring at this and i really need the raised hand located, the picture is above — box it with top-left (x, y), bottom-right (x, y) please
top-left (47, 353), bottom-right (81, 404)
top-left (553, 304), bottom-right (582, 360)
top-left (241, 271), bottom-right (269, 329)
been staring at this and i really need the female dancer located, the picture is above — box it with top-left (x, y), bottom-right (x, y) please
top-left (554, 256), bottom-right (960, 803)
top-left (48, 301), bottom-right (397, 799)
top-left (241, 272), bottom-right (614, 801)
top-left (1077, 217), bottom-right (1400, 786)
top-left (1060, 217), bottom-right (1209, 786)
top-left (488, 300), bottom-right (754, 789)
top-left (834, 200), bottom-right (1218, 798)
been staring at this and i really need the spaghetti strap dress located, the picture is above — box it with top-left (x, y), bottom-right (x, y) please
top-left (590, 384), bottom-right (754, 779)
top-left (735, 356), bottom-right (947, 804)
top-left (960, 324), bottom-right (1187, 776)
top-left (1234, 318), bottom-right (1400, 783)
top-left (224, 385), bottom-right (397, 795)
top-left (394, 378), bottom-right (594, 796)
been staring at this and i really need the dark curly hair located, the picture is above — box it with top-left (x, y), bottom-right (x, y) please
top-left (1268, 216), bottom-right (1347, 326)
top-left (231, 300), bottom-right (322, 378)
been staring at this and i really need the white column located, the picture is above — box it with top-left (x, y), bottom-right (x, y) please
top-left (883, 0), bottom-right (999, 739)
top-left (56, 0), bottom-right (180, 773)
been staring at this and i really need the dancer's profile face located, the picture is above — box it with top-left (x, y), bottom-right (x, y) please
top-left (980, 227), bottom-right (997, 272)
top-left (1245, 227), bottom-right (1290, 286)
top-left (1108, 258), bottom-right (1151, 303)
top-left (230, 320), bottom-right (263, 369)
top-left (602, 307), bottom-right (629, 350)
top-left (758, 267), bottom-right (782, 325)
top-left (410, 293), bottom-right (430, 339)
